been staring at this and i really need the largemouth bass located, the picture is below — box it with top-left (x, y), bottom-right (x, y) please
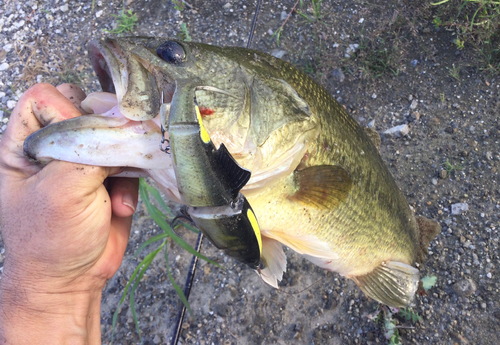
top-left (24, 37), bottom-right (440, 308)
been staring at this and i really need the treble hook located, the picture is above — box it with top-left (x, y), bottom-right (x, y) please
top-left (160, 125), bottom-right (171, 154)
top-left (159, 91), bottom-right (171, 154)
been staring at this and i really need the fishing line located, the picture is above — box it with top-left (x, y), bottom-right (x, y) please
top-left (276, 277), bottom-right (325, 295)
top-left (246, 0), bottom-right (261, 49)
top-left (169, 231), bottom-right (204, 345)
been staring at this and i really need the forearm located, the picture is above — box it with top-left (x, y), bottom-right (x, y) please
top-left (0, 267), bottom-right (104, 345)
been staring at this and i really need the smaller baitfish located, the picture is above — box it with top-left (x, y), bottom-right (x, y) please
top-left (24, 37), bottom-right (441, 308)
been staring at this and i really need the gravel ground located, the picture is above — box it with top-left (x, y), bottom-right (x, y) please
top-left (0, 1), bottom-right (499, 344)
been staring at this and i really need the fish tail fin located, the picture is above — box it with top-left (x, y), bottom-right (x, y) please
top-left (257, 237), bottom-right (287, 289)
top-left (415, 216), bottom-right (441, 263)
top-left (351, 261), bottom-right (419, 308)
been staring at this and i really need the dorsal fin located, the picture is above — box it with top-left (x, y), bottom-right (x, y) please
top-left (289, 165), bottom-right (353, 210)
top-left (415, 216), bottom-right (441, 263)
top-left (217, 143), bottom-right (251, 199)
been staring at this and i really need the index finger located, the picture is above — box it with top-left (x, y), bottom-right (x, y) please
top-left (0, 83), bottom-right (85, 173)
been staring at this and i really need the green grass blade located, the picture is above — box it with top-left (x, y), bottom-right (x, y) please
top-left (134, 232), bottom-right (169, 257)
top-left (141, 179), bottom-right (173, 216)
top-left (165, 249), bottom-right (193, 316)
top-left (139, 181), bottom-right (217, 265)
top-left (179, 221), bottom-right (199, 234)
top-left (139, 178), bottom-right (151, 205)
top-left (118, 258), bottom-right (146, 305)
top-left (110, 243), bottom-right (165, 343)
top-left (129, 243), bottom-right (165, 342)
top-left (111, 262), bottom-right (146, 342)
top-left (430, 0), bottom-right (450, 5)
top-left (150, 205), bottom-right (221, 268)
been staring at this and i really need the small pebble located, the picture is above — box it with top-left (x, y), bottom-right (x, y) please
top-left (270, 49), bottom-right (287, 59)
top-left (281, 11), bottom-right (287, 21)
top-left (331, 68), bottom-right (345, 83)
top-left (0, 62), bottom-right (9, 71)
top-left (411, 112), bottom-right (421, 121)
top-left (452, 279), bottom-right (477, 297)
top-left (345, 44), bottom-right (359, 57)
top-left (382, 124), bottom-right (409, 138)
top-left (451, 203), bottom-right (469, 215)
top-left (7, 100), bottom-right (17, 109)
top-left (431, 178), bottom-right (438, 186)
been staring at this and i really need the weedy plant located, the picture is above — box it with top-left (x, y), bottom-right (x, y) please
top-left (350, 29), bottom-right (402, 79)
top-left (443, 158), bottom-right (464, 174)
top-left (272, 0), bottom-right (324, 46)
top-left (296, 0), bottom-right (324, 22)
top-left (110, 179), bottom-right (220, 343)
top-left (105, 9), bottom-right (138, 35)
top-left (172, 0), bottom-right (186, 12)
top-left (446, 63), bottom-right (461, 80)
top-left (179, 23), bottom-right (192, 42)
top-left (431, 0), bottom-right (500, 73)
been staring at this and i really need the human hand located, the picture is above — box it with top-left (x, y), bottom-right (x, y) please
top-left (0, 83), bottom-right (138, 344)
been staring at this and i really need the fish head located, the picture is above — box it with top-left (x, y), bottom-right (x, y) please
top-left (89, 37), bottom-right (252, 141)
top-left (25, 37), bottom-right (319, 194)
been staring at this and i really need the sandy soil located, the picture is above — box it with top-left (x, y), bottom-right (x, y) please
top-left (0, 1), bottom-right (499, 344)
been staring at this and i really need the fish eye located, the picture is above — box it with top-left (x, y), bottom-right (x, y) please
top-left (156, 41), bottom-right (185, 64)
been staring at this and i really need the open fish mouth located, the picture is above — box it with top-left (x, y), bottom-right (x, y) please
top-left (87, 38), bottom-right (169, 121)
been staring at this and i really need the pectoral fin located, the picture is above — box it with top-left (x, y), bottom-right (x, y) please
top-left (351, 261), bottom-right (419, 308)
top-left (289, 165), bottom-right (352, 210)
top-left (258, 237), bottom-right (287, 289)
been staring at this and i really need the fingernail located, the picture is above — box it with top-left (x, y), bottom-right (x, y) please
top-left (122, 193), bottom-right (136, 212)
top-left (109, 167), bottom-right (124, 176)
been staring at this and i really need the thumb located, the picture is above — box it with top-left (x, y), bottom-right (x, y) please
top-left (108, 177), bottom-right (139, 217)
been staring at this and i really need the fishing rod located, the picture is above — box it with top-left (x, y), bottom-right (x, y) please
top-left (169, 1), bottom-right (261, 344)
